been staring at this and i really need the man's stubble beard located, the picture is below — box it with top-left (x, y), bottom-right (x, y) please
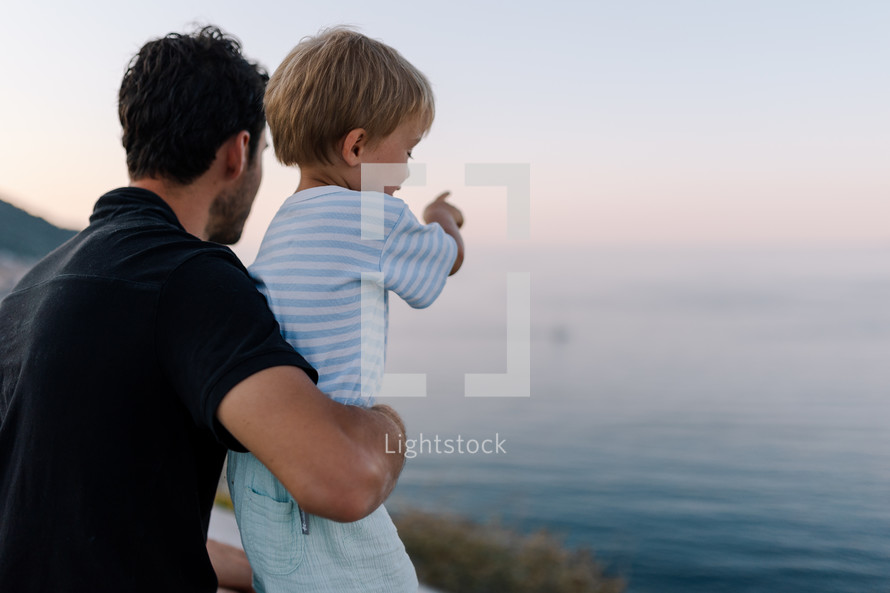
top-left (205, 164), bottom-right (260, 245)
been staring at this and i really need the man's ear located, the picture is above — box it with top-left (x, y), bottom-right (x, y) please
top-left (223, 131), bottom-right (251, 180)
top-left (339, 128), bottom-right (367, 167)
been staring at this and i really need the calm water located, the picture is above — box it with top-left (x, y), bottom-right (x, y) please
top-left (381, 244), bottom-right (890, 593)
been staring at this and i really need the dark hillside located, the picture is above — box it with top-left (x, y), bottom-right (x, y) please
top-left (0, 197), bottom-right (78, 260)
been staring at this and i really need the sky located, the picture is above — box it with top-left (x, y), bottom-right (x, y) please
top-left (1, 0), bottom-right (888, 263)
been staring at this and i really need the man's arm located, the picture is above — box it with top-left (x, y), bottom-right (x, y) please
top-left (216, 365), bottom-right (405, 522)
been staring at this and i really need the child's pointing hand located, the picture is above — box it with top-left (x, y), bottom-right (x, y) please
top-left (424, 191), bottom-right (464, 229)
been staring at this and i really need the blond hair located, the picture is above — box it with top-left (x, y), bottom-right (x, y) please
top-left (265, 27), bottom-right (435, 166)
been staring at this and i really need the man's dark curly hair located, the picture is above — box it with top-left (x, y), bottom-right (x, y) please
top-left (119, 26), bottom-right (269, 185)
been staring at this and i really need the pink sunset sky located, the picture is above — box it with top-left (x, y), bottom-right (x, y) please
top-left (1, 0), bottom-right (887, 264)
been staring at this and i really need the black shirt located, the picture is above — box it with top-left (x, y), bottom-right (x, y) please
top-left (0, 188), bottom-right (316, 592)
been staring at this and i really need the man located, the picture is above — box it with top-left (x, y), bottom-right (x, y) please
top-left (0, 26), bottom-right (406, 593)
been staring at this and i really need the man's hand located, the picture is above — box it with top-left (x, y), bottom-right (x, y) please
top-left (207, 538), bottom-right (255, 593)
top-left (371, 403), bottom-right (407, 475)
top-left (370, 403), bottom-right (406, 436)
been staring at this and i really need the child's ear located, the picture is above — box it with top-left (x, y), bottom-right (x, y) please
top-left (340, 128), bottom-right (367, 167)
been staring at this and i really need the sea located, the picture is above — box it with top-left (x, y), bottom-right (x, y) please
top-left (4, 241), bottom-right (887, 592)
top-left (380, 244), bottom-right (890, 593)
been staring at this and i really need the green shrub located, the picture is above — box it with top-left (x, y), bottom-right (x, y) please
top-left (393, 511), bottom-right (625, 593)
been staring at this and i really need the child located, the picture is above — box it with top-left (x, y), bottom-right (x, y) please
top-left (227, 28), bottom-right (464, 593)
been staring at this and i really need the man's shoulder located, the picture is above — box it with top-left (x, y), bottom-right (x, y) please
top-left (16, 198), bottom-right (243, 296)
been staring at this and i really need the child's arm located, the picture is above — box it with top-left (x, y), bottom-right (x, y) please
top-left (381, 193), bottom-right (462, 309)
top-left (423, 191), bottom-right (464, 276)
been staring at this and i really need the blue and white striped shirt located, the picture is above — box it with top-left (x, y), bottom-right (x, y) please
top-left (250, 186), bottom-right (457, 405)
